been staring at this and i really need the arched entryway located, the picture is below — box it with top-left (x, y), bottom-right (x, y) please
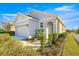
top-left (46, 22), bottom-right (53, 39)
top-left (47, 22), bottom-right (53, 34)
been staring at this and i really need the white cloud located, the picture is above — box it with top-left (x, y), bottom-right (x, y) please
top-left (2, 16), bottom-right (13, 22)
top-left (0, 14), bottom-right (16, 22)
top-left (1, 14), bottom-right (16, 17)
top-left (64, 18), bottom-right (79, 23)
top-left (54, 6), bottom-right (73, 11)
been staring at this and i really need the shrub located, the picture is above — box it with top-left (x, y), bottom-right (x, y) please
top-left (0, 40), bottom-right (40, 56)
top-left (41, 47), bottom-right (53, 56)
top-left (52, 33), bottom-right (59, 44)
top-left (40, 35), bottom-right (45, 50)
top-left (48, 33), bottom-right (59, 45)
top-left (40, 45), bottom-right (60, 56)
top-left (55, 41), bottom-right (62, 48)
top-left (0, 28), bottom-right (4, 32)
top-left (48, 33), bottom-right (53, 46)
top-left (58, 32), bottom-right (66, 39)
top-left (77, 29), bottom-right (79, 34)
top-left (0, 31), bottom-right (15, 36)
top-left (35, 29), bottom-right (44, 40)
top-left (0, 33), bottom-right (11, 43)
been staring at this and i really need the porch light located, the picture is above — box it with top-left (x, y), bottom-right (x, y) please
top-left (29, 35), bottom-right (32, 39)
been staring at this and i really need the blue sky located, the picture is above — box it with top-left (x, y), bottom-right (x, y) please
top-left (0, 3), bottom-right (79, 30)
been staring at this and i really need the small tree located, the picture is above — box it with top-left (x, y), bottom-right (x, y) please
top-left (35, 29), bottom-right (45, 50)
top-left (48, 33), bottom-right (53, 47)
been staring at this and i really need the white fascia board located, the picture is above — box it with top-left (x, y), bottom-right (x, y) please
top-left (19, 12), bottom-right (39, 22)
top-left (15, 23), bottom-right (27, 27)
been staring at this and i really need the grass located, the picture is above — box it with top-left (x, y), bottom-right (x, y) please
top-left (0, 34), bottom-right (40, 56)
top-left (63, 32), bottom-right (79, 56)
top-left (0, 33), bottom-right (11, 44)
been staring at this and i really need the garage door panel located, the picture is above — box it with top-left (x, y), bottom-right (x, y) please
top-left (15, 25), bottom-right (28, 37)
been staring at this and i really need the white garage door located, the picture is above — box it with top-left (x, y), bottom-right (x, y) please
top-left (15, 25), bottom-right (28, 37)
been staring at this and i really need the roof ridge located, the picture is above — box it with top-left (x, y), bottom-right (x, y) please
top-left (30, 9), bottom-right (58, 17)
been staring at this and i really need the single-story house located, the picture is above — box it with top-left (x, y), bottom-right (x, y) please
top-left (14, 10), bottom-right (65, 39)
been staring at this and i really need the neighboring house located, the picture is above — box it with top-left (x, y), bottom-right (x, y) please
top-left (1, 22), bottom-right (15, 31)
top-left (14, 10), bottom-right (65, 39)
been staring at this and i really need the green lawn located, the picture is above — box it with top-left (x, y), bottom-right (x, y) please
top-left (63, 32), bottom-right (79, 56)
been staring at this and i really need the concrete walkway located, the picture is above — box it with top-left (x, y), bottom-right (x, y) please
top-left (72, 33), bottom-right (79, 43)
top-left (21, 40), bottom-right (48, 50)
top-left (12, 36), bottom-right (48, 49)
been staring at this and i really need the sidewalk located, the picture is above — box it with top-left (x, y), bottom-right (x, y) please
top-left (72, 33), bottom-right (79, 43)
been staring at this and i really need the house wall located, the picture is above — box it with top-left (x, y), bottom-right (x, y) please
top-left (14, 13), bottom-right (29, 37)
top-left (14, 13), bottom-right (39, 38)
top-left (55, 17), bottom-right (65, 33)
top-left (62, 26), bottom-right (65, 32)
top-left (56, 19), bottom-right (59, 33)
top-left (59, 22), bottom-right (65, 33)
top-left (39, 17), bottom-right (57, 39)
top-left (59, 22), bottom-right (63, 33)
top-left (29, 10), bottom-right (65, 34)
top-left (14, 13), bottom-right (29, 26)
top-left (28, 19), bottom-right (39, 38)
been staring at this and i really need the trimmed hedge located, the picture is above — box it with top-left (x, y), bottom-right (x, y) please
top-left (0, 31), bottom-right (15, 36)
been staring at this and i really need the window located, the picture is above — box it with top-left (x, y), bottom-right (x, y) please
top-left (40, 22), bottom-right (43, 27)
top-left (27, 24), bottom-right (28, 27)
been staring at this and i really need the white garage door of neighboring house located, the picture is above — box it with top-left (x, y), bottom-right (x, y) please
top-left (15, 25), bottom-right (28, 37)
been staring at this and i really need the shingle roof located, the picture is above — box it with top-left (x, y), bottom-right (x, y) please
top-left (15, 10), bottom-right (64, 26)
top-left (28, 10), bottom-right (64, 26)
